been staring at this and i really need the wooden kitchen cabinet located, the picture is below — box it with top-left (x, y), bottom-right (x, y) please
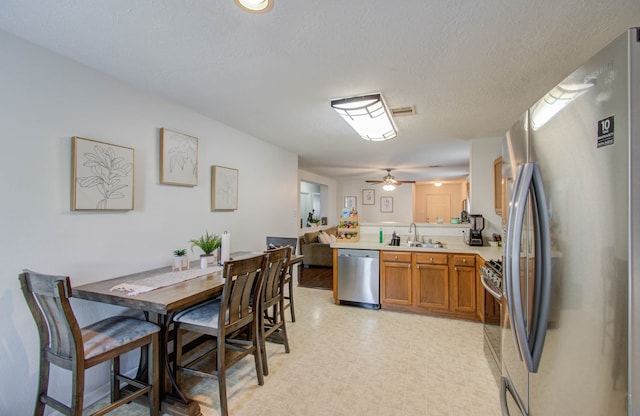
top-left (380, 251), bottom-right (413, 309)
top-left (476, 256), bottom-right (485, 321)
top-left (494, 156), bottom-right (503, 215)
top-left (450, 254), bottom-right (476, 314)
top-left (414, 253), bottom-right (449, 311)
top-left (380, 251), bottom-right (479, 321)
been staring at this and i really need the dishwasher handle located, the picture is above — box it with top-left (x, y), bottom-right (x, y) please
top-left (337, 249), bottom-right (380, 259)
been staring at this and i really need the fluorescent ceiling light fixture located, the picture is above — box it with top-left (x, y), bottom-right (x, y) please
top-left (433, 181), bottom-right (443, 187)
top-left (234, 0), bottom-right (273, 13)
top-left (382, 183), bottom-right (396, 191)
top-left (330, 93), bottom-right (397, 141)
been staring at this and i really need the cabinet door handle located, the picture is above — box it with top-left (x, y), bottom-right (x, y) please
top-left (417, 264), bottom-right (420, 269)
top-left (462, 258), bottom-right (467, 263)
top-left (394, 255), bottom-right (398, 261)
top-left (430, 257), bottom-right (433, 262)
top-left (455, 266), bottom-right (458, 271)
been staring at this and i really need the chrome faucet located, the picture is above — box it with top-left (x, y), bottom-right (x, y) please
top-left (408, 222), bottom-right (417, 244)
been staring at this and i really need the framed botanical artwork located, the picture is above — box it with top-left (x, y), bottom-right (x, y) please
top-left (344, 196), bottom-right (357, 210)
top-left (380, 196), bottom-right (393, 213)
top-left (160, 128), bottom-right (198, 186)
top-left (362, 189), bottom-right (375, 205)
top-left (211, 165), bottom-right (238, 210)
top-left (71, 136), bottom-right (134, 211)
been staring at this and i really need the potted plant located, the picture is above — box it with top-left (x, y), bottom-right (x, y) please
top-left (189, 231), bottom-right (222, 267)
top-left (172, 248), bottom-right (188, 270)
top-left (310, 217), bottom-right (321, 227)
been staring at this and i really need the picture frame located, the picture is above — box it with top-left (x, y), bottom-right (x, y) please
top-left (160, 128), bottom-right (198, 186)
top-left (344, 196), bottom-right (357, 210)
top-left (71, 136), bottom-right (134, 211)
top-left (380, 196), bottom-right (393, 213)
top-left (321, 217), bottom-right (328, 225)
top-left (362, 189), bottom-right (375, 205)
top-left (211, 165), bottom-right (238, 210)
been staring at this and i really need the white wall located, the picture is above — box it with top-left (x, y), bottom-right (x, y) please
top-left (469, 137), bottom-right (503, 239)
top-left (0, 30), bottom-right (298, 414)
top-left (338, 179), bottom-right (413, 223)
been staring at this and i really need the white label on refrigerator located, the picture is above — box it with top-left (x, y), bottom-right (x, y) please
top-left (597, 115), bottom-right (615, 148)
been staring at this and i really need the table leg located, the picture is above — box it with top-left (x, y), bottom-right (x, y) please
top-left (141, 312), bottom-right (203, 416)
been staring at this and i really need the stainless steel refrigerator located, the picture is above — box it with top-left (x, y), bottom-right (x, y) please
top-left (500, 27), bottom-right (640, 415)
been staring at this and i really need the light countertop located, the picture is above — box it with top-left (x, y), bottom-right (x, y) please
top-left (330, 236), bottom-right (503, 261)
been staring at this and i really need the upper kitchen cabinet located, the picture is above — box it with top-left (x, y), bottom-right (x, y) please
top-left (494, 157), bottom-right (503, 215)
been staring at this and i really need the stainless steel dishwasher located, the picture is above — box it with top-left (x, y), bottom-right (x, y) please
top-left (337, 249), bottom-right (380, 309)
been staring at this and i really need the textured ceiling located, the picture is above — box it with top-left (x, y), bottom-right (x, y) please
top-left (1, 1), bottom-right (639, 183)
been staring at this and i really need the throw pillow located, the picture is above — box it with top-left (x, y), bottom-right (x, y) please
top-left (329, 233), bottom-right (337, 243)
top-left (318, 231), bottom-right (331, 244)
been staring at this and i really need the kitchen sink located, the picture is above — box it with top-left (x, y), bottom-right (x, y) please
top-left (418, 242), bottom-right (446, 248)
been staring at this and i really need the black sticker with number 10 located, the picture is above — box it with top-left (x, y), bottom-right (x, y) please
top-left (597, 115), bottom-right (614, 148)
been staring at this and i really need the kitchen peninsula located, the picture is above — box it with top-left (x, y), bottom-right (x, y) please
top-left (330, 222), bottom-right (502, 321)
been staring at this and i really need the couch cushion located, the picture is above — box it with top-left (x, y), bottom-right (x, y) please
top-left (304, 231), bottom-right (319, 244)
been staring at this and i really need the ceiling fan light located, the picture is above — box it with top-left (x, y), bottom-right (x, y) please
top-left (234, 0), bottom-right (273, 13)
top-left (383, 183), bottom-right (396, 191)
top-left (330, 93), bottom-right (397, 141)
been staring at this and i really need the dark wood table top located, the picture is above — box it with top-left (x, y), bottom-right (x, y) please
top-left (73, 263), bottom-right (225, 315)
top-left (73, 254), bottom-right (303, 315)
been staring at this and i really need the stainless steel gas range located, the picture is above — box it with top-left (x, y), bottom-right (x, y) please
top-left (480, 258), bottom-right (503, 378)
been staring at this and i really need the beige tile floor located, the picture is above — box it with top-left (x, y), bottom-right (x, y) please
top-left (87, 286), bottom-right (501, 416)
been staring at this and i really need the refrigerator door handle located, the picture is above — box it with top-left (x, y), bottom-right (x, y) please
top-left (504, 162), bottom-right (526, 359)
top-left (528, 163), bottom-right (552, 372)
top-left (508, 162), bottom-right (552, 373)
top-left (506, 163), bottom-right (533, 364)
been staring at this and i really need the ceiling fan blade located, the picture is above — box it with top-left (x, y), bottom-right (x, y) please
top-left (365, 180), bottom-right (384, 184)
top-left (397, 180), bottom-right (416, 184)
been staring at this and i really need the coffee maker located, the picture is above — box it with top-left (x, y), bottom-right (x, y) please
top-left (465, 214), bottom-right (485, 246)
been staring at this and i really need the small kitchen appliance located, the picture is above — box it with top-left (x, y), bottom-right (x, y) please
top-left (465, 214), bottom-right (484, 246)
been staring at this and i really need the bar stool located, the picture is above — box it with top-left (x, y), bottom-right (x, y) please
top-left (172, 254), bottom-right (267, 416)
top-left (19, 270), bottom-right (160, 416)
top-left (265, 236), bottom-right (298, 321)
top-left (260, 246), bottom-right (292, 375)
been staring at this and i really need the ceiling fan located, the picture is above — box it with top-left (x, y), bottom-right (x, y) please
top-left (365, 169), bottom-right (416, 190)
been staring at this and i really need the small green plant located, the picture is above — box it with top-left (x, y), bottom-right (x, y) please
top-left (189, 231), bottom-right (222, 255)
top-left (310, 217), bottom-right (321, 224)
top-left (173, 248), bottom-right (187, 257)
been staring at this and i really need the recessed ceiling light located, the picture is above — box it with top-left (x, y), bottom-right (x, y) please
top-left (434, 182), bottom-right (443, 187)
top-left (234, 0), bottom-right (273, 13)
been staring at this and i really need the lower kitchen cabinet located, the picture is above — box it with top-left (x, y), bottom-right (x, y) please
top-left (415, 253), bottom-right (449, 311)
top-left (450, 254), bottom-right (476, 314)
top-left (380, 251), bottom-right (479, 321)
top-left (380, 251), bottom-right (412, 309)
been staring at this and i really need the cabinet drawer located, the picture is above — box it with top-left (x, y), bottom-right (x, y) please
top-left (452, 255), bottom-right (475, 267)
top-left (415, 253), bottom-right (448, 265)
top-left (381, 251), bottom-right (412, 263)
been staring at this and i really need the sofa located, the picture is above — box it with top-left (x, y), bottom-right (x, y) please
top-left (299, 226), bottom-right (337, 267)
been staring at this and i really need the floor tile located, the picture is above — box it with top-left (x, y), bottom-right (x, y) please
top-left (82, 285), bottom-right (501, 415)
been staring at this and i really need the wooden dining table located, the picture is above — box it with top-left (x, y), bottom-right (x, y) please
top-left (72, 252), bottom-right (303, 416)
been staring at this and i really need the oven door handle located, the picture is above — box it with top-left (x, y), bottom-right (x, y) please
top-left (480, 274), bottom-right (502, 301)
